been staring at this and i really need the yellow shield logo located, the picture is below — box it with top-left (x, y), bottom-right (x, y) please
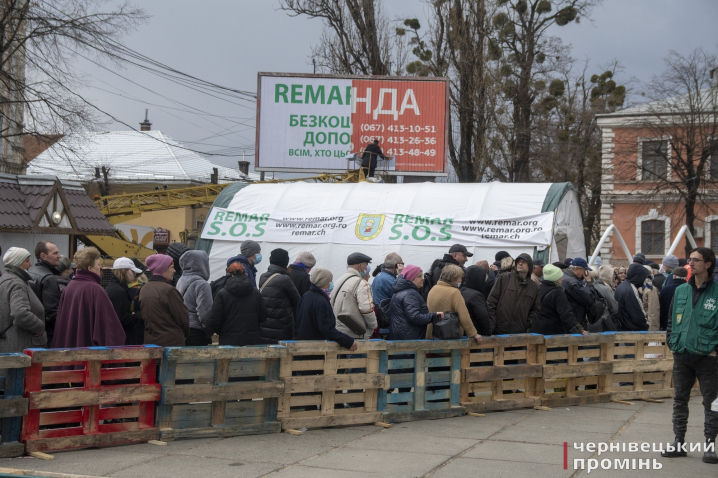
top-left (676, 313), bottom-right (682, 325)
top-left (355, 214), bottom-right (385, 241)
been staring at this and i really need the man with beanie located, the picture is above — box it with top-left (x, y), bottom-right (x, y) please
top-left (331, 253), bottom-right (377, 339)
top-left (166, 242), bottom-right (190, 286)
top-left (226, 240), bottom-right (262, 288)
top-left (487, 253), bottom-right (541, 334)
top-left (659, 266), bottom-right (687, 331)
top-left (139, 254), bottom-right (189, 347)
top-left (663, 247), bottom-right (718, 464)
top-left (288, 252), bottom-right (316, 298)
top-left (258, 248), bottom-right (301, 341)
top-left (661, 254), bottom-right (680, 288)
top-left (492, 251), bottom-right (511, 273)
top-left (28, 241), bottom-right (62, 347)
top-left (632, 253), bottom-right (646, 265)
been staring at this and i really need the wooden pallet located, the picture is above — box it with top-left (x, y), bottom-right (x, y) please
top-left (277, 340), bottom-right (389, 430)
top-left (157, 345), bottom-right (287, 440)
top-left (609, 332), bottom-right (674, 401)
top-left (540, 334), bottom-right (613, 407)
top-left (460, 334), bottom-right (544, 412)
top-left (0, 353), bottom-right (31, 458)
top-left (378, 339), bottom-right (467, 423)
top-left (21, 346), bottom-right (162, 453)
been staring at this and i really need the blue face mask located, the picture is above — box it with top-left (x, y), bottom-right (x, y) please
top-left (360, 264), bottom-right (371, 278)
top-left (327, 281), bottom-right (334, 293)
top-left (254, 253), bottom-right (262, 264)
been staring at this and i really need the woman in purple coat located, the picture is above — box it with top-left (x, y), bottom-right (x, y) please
top-left (53, 247), bottom-right (126, 348)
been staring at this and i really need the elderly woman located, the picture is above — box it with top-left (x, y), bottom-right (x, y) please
top-left (0, 247), bottom-right (46, 352)
top-left (389, 265), bottom-right (441, 340)
top-left (53, 247), bottom-right (126, 348)
top-left (529, 264), bottom-right (587, 335)
top-left (139, 254), bottom-right (189, 347)
top-left (296, 268), bottom-right (357, 350)
top-left (425, 265), bottom-right (481, 342)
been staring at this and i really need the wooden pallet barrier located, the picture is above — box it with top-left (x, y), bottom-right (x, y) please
top-left (460, 334), bottom-right (545, 412)
top-left (277, 340), bottom-right (389, 430)
top-left (540, 333), bottom-right (614, 407)
top-left (609, 332), bottom-right (674, 401)
top-left (157, 345), bottom-right (287, 440)
top-left (21, 346), bottom-right (162, 453)
top-left (0, 353), bottom-right (31, 458)
top-left (378, 339), bottom-right (467, 423)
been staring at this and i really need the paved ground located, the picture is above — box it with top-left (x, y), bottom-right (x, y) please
top-left (2, 399), bottom-right (717, 478)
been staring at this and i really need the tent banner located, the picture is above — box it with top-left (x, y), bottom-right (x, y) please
top-left (201, 207), bottom-right (555, 248)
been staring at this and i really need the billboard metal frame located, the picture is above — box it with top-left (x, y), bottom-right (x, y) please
top-left (255, 72), bottom-right (450, 177)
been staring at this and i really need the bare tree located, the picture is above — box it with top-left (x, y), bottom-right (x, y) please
top-left (0, 0), bottom-right (147, 171)
top-left (613, 48), bottom-right (718, 257)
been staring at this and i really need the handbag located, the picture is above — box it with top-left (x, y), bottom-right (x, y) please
top-left (432, 312), bottom-right (461, 340)
top-left (331, 275), bottom-right (367, 336)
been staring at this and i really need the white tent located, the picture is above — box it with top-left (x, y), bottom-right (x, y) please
top-left (198, 181), bottom-right (585, 282)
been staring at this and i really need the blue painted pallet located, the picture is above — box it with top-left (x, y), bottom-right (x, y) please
top-left (0, 353), bottom-right (30, 457)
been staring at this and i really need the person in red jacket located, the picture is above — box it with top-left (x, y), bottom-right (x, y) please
top-left (52, 247), bottom-right (126, 348)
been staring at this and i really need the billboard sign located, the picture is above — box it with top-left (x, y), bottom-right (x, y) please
top-left (256, 73), bottom-right (448, 176)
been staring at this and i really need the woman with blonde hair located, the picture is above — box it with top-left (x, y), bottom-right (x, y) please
top-left (106, 257), bottom-right (144, 345)
top-left (426, 264), bottom-right (482, 342)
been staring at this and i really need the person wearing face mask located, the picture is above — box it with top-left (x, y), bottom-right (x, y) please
top-left (487, 253), bottom-right (541, 335)
top-left (225, 240), bottom-right (262, 288)
top-left (296, 268), bottom-right (357, 351)
top-left (331, 253), bottom-right (378, 339)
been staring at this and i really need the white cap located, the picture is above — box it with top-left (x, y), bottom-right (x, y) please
top-left (112, 257), bottom-right (143, 274)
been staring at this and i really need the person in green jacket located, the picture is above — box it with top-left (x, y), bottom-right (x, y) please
top-left (662, 247), bottom-right (718, 464)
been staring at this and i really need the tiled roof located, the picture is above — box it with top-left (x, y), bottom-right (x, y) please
top-left (26, 130), bottom-right (259, 182)
top-left (63, 187), bottom-right (116, 233)
top-left (0, 180), bottom-right (34, 229)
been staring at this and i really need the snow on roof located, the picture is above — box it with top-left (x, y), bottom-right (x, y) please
top-left (597, 87), bottom-right (717, 118)
top-left (26, 130), bottom-right (259, 183)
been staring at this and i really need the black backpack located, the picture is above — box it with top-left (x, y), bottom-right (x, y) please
top-left (421, 259), bottom-right (444, 300)
top-left (586, 287), bottom-right (607, 325)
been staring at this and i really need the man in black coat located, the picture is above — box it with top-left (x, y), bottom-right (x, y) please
top-left (27, 241), bottom-right (63, 347)
top-left (460, 265), bottom-right (492, 336)
top-left (287, 252), bottom-right (316, 298)
top-left (426, 244), bottom-right (472, 297)
top-left (258, 249), bottom-right (301, 341)
top-left (561, 258), bottom-right (597, 328)
top-left (360, 139), bottom-right (385, 177)
top-left (658, 266), bottom-right (687, 330)
top-left (614, 263), bottom-right (650, 331)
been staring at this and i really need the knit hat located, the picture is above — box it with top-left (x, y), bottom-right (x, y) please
top-left (543, 264), bottom-right (563, 282)
top-left (57, 256), bottom-right (75, 273)
top-left (294, 251), bottom-right (316, 268)
top-left (673, 266), bottom-right (688, 278)
top-left (269, 248), bottom-right (290, 268)
top-left (633, 254), bottom-right (646, 265)
top-left (402, 265), bottom-right (422, 282)
top-left (145, 254), bottom-right (174, 275)
top-left (240, 240), bottom-right (261, 258)
top-left (167, 242), bottom-right (189, 266)
top-left (564, 257), bottom-right (573, 266)
top-left (649, 262), bottom-right (660, 270)
top-left (662, 254), bottom-right (679, 270)
top-left (310, 268), bottom-right (333, 288)
top-left (3, 247), bottom-right (30, 267)
top-left (495, 251), bottom-right (510, 262)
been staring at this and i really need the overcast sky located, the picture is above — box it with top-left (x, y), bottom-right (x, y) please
top-left (78, 0), bottom-right (718, 173)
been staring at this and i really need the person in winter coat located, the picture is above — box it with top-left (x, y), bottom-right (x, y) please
top-left (530, 265), bottom-right (587, 335)
top-left (487, 253), bottom-right (541, 335)
top-left (641, 265), bottom-right (661, 331)
top-left (427, 244), bottom-right (472, 293)
top-left (331, 253), bottom-right (377, 339)
top-left (426, 265), bottom-right (481, 342)
top-left (0, 248), bottom-right (47, 352)
top-left (166, 242), bottom-right (189, 286)
top-left (176, 251), bottom-right (214, 346)
top-left (460, 265), bottom-right (492, 336)
top-left (659, 266), bottom-right (687, 331)
top-left (205, 262), bottom-right (276, 346)
top-left (225, 240), bottom-right (262, 288)
top-left (287, 251), bottom-right (316, 298)
top-left (475, 260), bottom-right (496, 299)
top-left (614, 263), bottom-right (650, 331)
top-left (27, 241), bottom-right (62, 347)
top-left (53, 247), bottom-right (126, 348)
top-left (139, 254), bottom-right (189, 347)
top-left (106, 257), bottom-right (144, 345)
top-left (660, 254), bottom-right (680, 289)
top-left (296, 268), bottom-right (357, 350)
top-left (388, 265), bottom-right (440, 340)
top-left (561, 258), bottom-right (597, 327)
top-left (531, 260), bottom-right (545, 286)
top-left (127, 259), bottom-right (147, 345)
top-left (371, 253), bottom-right (404, 307)
top-left (591, 268), bottom-right (619, 316)
top-left (258, 248), bottom-right (301, 341)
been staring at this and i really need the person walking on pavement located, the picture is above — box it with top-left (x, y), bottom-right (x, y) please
top-left (662, 247), bottom-right (718, 464)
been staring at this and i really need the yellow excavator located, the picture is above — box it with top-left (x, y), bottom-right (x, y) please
top-left (88, 171), bottom-right (365, 261)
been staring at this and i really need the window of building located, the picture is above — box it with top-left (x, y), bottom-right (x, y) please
top-left (641, 140), bottom-right (667, 180)
top-left (641, 220), bottom-right (665, 255)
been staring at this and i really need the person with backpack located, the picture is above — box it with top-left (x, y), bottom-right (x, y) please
top-left (258, 248), bottom-right (301, 341)
top-left (487, 253), bottom-right (541, 335)
top-left (529, 264), bottom-right (587, 335)
top-left (424, 244), bottom-right (472, 298)
top-left (27, 241), bottom-right (62, 347)
top-left (426, 265), bottom-right (481, 342)
top-left (562, 258), bottom-right (599, 329)
top-left (331, 253), bottom-right (377, 339)
top-left (460, 265), bottom-right (492, 336)
top-left (388, 265), bottom-right (441, 340)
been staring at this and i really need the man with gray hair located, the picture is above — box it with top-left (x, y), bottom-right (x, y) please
top-left (288, 252), bottom-right (316, 298)
top-left (371, 253), bottom-right (404, 307)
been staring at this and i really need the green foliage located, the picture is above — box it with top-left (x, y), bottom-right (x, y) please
top-left (500, 64), bottom-right (514, 77)
top-left (404, 18), bottom-right (421, 30)
top-left (503, 79), bottom-right (517, 97)
top-left (549, 79), bottom-right (565, 97)
top-left (493, 12), bottom-right (509, 28)
top-left (589, 70), bottom-right (625, 110)
top-left (533, 80), bottom-right (546, 91)
top-left (499, 23), bottom-right (516, 41)
top-left (555, 6), bottom-right (578, 26)
top-left (396, 27), bottom-right (406, 36)
top-left (536, 0), bottom-right (552, 14)
top-left (488, 40), bottom-right (503, 60)
top-left (557, 129), bottom-right (570, 142)
top-left (406, 60), bottom-right (430, 76)
top-left (515, 0), bottom-right (528, 14)
top-left (536, 52), bottom-right (546, 64)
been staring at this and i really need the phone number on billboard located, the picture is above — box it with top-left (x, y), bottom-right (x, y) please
top-left (359, 136), bottom-right (437, 145)
top-left (360, 124), bottom-right (438, 133)
top-left (386, 149), bottom-right (437, 157)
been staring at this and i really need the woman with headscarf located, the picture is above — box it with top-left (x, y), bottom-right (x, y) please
top-left (529, 264), bottom-right (587, 335)
top-left (388, 265), bottom-right (440, 340)
top-left (0, 247), bottom-right (47, 352)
